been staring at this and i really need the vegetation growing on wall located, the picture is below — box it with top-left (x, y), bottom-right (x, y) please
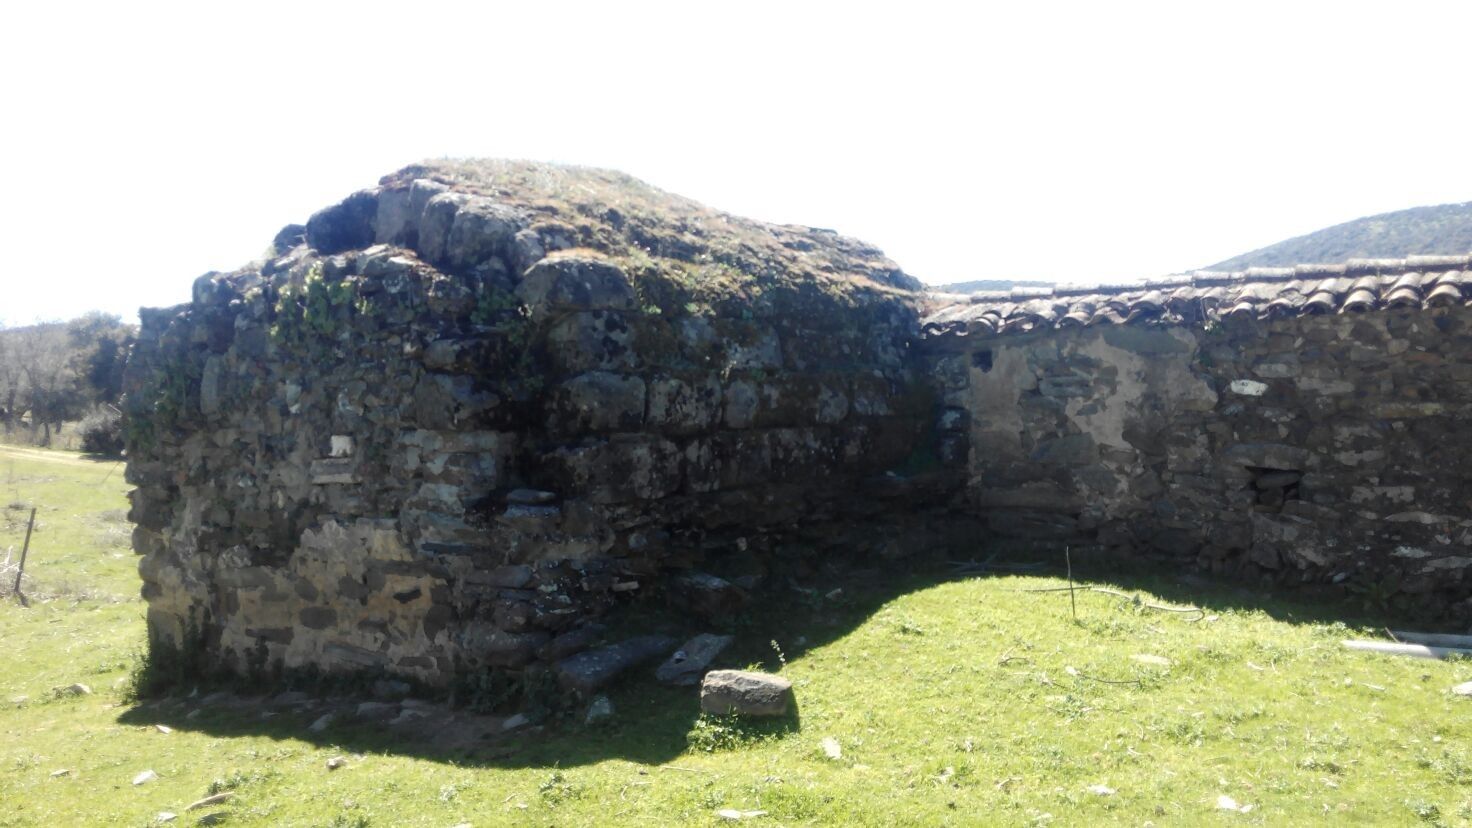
top-left (270, 263), bottom-right (356, 350)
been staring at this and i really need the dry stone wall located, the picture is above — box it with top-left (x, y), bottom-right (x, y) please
top-left (928, 305), bottom-right (1472, 620)
top-left (124, 175), bottom-right (926, 687)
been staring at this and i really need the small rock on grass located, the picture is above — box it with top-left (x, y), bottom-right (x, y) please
top-left (1087, 784), bottom-right (1115, 796)
top-left (1216, 794), bottom-right (1253, 813)
top-left (50, 769), bottom-right (69, 778)
top-left (820, 737), bottom-right (842, 760)
top-left (584, 695), bottom-right (614, 725)
top-left (155, 724), bottom-right (173, 734)
top-left (326, 756), bottom-right (348, 771)
top-left (1451, 681), bottom-right (1472, 696)
top-left (54, 683), bottom-right (91, 697)
top-left (716, 809), bottom-right (768, 821)
top-left (132, 769), bottom-right (159, 785)
top-left (156, 813), bottom-right (177, 824)
top-left (308, 713), bottom-right (335, 733)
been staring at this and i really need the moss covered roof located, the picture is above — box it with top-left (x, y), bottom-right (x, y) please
top-left (376, 159), bottom-right (920, 317)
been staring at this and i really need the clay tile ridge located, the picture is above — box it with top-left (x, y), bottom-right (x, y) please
top-left (922, 251), bottom-right (1472, 336)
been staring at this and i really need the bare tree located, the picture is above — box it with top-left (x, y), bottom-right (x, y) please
top-left (0, 327), bottom-right (21, 433)
top-left (0, 314), bottom-right (135, 446)
top-left (19, 324), bottom-right (84, 446)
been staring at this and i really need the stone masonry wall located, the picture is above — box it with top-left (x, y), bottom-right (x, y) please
top-left (123, 177), bottom-right (926, 687)
top-left (931, 306), bottom-right (1472, 620)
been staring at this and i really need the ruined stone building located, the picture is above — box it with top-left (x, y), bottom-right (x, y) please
top-left (124, 161), bottom-right (935, 686)
top-left (124, 160), bottom-right (1472, 688)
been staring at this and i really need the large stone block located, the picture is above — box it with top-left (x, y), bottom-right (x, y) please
top-left (549, 372), bottom-right (646, 434)
top-left (415, 192), bottom-right (467, 265)
top-left (491, 499), bottom-right (615, 563)
top-left (1221, 443), bottom-right (1312, 471)
top-left (445, 196), bottom-right (522, 274)
top-left (547, 311), bottom-right (637, 373)
top-left (459, 622), bottom-right (551, 668)
top-left (646, 375), bottom-right (721, 434)
top-left (516, 257), bottom-right (637, 321)
top-left (410, 374), bottom-right (502, 429)
top-left (547, 436), bottom-right (683, 503)
top-left (372, 186), bottom-right (416, 245)
top-left (306, 190), bottom-right (378, 255)
top-left (724, 326), bottom-right (783, 371)
top-left (723, 380), bottom-right (759, 429)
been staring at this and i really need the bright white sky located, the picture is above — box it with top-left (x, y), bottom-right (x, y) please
top-left (4, 1), bottom-right (1472, 325)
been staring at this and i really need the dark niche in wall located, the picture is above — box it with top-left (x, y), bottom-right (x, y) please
top-left (1247, 466), bottom-right (1302, 510)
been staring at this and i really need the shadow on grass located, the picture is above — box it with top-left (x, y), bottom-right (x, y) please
top-left (1059, 545), bottom-right (1420, 632)
top-left (114, 543), bottom-right (1419, 770)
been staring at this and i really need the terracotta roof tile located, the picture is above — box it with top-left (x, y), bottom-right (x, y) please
top-left (921, 252), bottom-right (1472, 339)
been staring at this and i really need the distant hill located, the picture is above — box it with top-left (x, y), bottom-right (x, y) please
top-left (1209, 201), bottom-right (1472, 271)
top-left (930, 278), bottom-right (1054, 294)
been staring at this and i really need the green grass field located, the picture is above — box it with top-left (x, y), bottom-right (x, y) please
top-left (4, 443), bottom-right (1472, 826)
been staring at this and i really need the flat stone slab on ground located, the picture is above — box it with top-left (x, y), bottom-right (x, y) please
top-left (355, 701), bottom-right (399, 720)
top-left (656, 633), bottom-right (734, 686)
top-left (556, 635), bottom-right (677, 695)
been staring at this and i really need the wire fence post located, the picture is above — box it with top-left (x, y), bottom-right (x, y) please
top-left (1065, 545), bottom-right (1077, 623)
top-left (13, 507), bottom-right (35, 596)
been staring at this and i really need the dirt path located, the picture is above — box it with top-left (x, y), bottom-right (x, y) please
top-left (0, 444), bottom-right (113, 468)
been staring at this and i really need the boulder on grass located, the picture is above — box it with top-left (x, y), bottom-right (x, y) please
top-left (699, 670), bottom-right (793, 717)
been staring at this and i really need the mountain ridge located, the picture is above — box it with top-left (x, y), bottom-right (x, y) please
top-left (1207, 201), bottom-right (1472, 271)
